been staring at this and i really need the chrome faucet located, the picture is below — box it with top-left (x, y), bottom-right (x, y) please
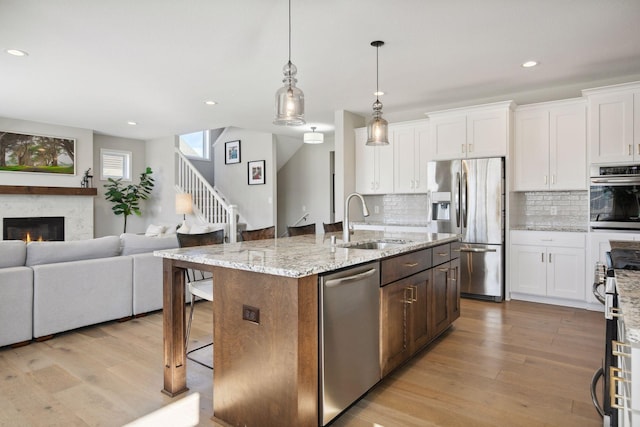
top-left (343, 192), bottom-right (370, 242)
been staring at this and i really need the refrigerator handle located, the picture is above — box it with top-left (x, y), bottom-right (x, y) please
top-left (426, 190), bottom-right (432, 225)
top-left (462, 172), bottom-right (468, 228)
top-left (455, 172), bottom-right (461, 227)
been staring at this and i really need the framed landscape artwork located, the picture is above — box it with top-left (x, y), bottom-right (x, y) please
top-left (248, 160), bottom-right (265, 185)
top-left (0, 131), bottom-right (76, 175)
top-left (225, 140), bottom-right (241, 164)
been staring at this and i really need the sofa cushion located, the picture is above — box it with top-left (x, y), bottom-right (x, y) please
top-left (26, 235), bottom-right (121, 266)
top-left (120, 233), bottom-right (179, 256)
top-left (0, 240), bottom-right (27, 268)
top-left (144, 224), bottom-right (166, 237)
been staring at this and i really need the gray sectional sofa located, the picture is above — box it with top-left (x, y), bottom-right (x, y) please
top-left (0, 233), bottom-right (179, 347)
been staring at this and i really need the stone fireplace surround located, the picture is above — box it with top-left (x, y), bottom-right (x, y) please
top-left (0, 186), bottom-right (96, 241)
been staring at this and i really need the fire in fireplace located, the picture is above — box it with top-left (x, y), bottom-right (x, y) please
top-left (3, 217), bottom-right (65, 241)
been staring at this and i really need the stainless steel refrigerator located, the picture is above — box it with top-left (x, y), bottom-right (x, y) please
top-left (427, 157), bottom-right (504, 301)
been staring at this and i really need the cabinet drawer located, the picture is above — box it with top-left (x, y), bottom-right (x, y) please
top-left (450, 241), bottom-right (461, 259)
top-left (381, 249), bottom-right (432, 285)
top-left (510, 230), bottom-right (585, 248)
top-left (432, 243), bottom-right (451, 266)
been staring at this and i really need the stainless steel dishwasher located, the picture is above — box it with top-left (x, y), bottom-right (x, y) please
top-left (319, 261), bottom-right (380, 426)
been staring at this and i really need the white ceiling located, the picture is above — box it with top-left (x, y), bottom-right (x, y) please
top-left (1, 0), bottom-right (640, 141)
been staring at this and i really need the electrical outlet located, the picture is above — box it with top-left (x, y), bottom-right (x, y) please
top-left (302, 205), bottom-right (306, 212)
top-left (550, 206), bottom-right (558, 216)
top-left (374, 205), bottom-right (380, 214)
top-left (242, 305), bottom-right (260, 324)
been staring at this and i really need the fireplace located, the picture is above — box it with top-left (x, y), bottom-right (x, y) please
top-left (3, 217), bottom-right (65, 241)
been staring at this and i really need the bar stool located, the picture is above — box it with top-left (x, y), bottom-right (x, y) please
top-left (287, 223), bottom-right (316, 236)
top-left (177, 229), bottom-right (224, 369)
top-left (241, 226), bottom-right (275, 241)
top-left (323, 221), bottom-right (343, 233)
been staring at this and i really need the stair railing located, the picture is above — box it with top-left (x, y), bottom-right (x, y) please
top-left (175, 148), bottom-right (238, 242)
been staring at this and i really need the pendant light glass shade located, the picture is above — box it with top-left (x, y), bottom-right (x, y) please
top-left (274, 61), bottom-right (305, 126)
top-left (274, 0), bottom-right (305, 126)
top-left (366, 41), bottom-right (389, 146)
top-left (303, 126), bottom-right (324, 144)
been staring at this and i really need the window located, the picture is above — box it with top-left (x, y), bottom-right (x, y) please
top-left (100, 149), bottom-right (132, 181)
top-left (179, 130), bottom-right (210, 160)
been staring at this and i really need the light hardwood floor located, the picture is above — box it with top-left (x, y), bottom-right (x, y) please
top-left (0, 298), bottom-right (604, 426)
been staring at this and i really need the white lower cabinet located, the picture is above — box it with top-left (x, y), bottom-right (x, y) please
top-left (510, 231), bottom-right (585, 301)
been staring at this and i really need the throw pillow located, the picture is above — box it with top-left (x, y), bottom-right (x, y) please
top-left (145, 224), bottom-right (166, 237)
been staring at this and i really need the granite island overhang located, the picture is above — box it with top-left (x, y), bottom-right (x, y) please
top-left (154, 231), bottom-right (460, 427)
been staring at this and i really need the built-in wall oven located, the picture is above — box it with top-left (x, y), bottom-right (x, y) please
top-left (590, 164), bottom-right (640, 230)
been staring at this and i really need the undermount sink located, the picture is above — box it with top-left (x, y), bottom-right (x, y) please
top-left (337, 239), bottom-right (410, 250)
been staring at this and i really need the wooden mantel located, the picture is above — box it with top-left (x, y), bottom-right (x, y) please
top-left (0, 185), bottom-right (97, 196)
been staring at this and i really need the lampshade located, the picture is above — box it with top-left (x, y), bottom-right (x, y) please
top-left (366, 40), bottom-right (389, 146)
top-left (303, 126), bottom-right (324, 144)
top-left (273, 0), bottom-right (305, 126)
top-left (175, 193), bottom-right (193, 215)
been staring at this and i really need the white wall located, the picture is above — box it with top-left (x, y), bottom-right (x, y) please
top-left (334, 110), bottom-right (365, 221)
top-left (144, 135), bottom-right (183, 230)
top-left (277, 137), bottom-right (335, 235)
top-left (0, 117), bottom-right (93, 187)
top-left (93, 134), bottom-right (147, 237)
top-left (213, 127), bottom-right (276, 231)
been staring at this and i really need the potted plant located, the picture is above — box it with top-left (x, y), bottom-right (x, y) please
top-left (104, 167), bottom-right (154, 233)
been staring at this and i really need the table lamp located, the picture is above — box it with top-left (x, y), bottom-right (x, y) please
top-left (176, 193), bottom-right (193, 233)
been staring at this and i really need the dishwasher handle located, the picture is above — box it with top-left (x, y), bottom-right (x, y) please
top-left (324, 268), bottom-right (377, 288)
top-left (459, 247), bottom-right (497, 253)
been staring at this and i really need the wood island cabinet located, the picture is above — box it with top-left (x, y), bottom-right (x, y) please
top-left (380, 242), bottom-right (461, 377)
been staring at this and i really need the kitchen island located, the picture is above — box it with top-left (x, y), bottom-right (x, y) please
top-left (155, 231), bottom-right (459, 427)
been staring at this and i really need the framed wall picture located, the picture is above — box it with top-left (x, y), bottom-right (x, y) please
top-left (225, 140), bottom-right (241, 164)
top-left (0, 130), bottom-right (76, 175)
top-left (248, 160), bottom-right (265, 185)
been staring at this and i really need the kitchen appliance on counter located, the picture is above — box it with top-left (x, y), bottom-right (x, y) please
top-left (590, 164), bottom-right (640, 231)
top-left (427, 157), bottom-right (505, 301)
top-left (319, 261), bottom-right (380, 426)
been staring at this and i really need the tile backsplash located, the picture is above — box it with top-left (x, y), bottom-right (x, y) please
top-left (362, 191), bottom-right (589, 230)
top-left (363, 194), bottom-right (430, 225)
top-left (509, 191), bottom-right (588, 229)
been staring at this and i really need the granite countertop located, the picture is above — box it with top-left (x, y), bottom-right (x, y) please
top-left (155, 230), bottom-right (460, 278)
top-left (610, 240), bottom-right (640, 344)
top-left (610, 269), bottom-right (640, 345)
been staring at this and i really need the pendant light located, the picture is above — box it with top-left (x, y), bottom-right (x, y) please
top-left (366, 40), bottom-right (389, 146)
top-left (274, 0), bottom-right (305, 126)
top-left (303, 126), bottom-right (324, 144)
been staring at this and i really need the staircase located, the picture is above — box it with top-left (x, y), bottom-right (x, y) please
top-left (175, 148), bottom-right (238, 242)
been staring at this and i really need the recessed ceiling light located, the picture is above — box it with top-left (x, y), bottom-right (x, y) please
top-left (127, 121), bottom-right (137, 126)
top-left (522, 60), bottom-right (538, 68)
top-left (6, 49), bottom-right (28, 57)
top-left (204, 100), bottom-right (217, 105)
top-left (374, 91), bottom-right (384, 96)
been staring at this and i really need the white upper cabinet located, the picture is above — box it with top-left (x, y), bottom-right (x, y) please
top-left (355, 127), bottom-right (394, 194)
top-left (584, 82), bottom-right (640, 164)
top-left (513, 99), bottom-right (586, 191)
top-left (392, 121), bottom-right (430, 193)
top-left (428, 101), bottom-right (513, 160)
